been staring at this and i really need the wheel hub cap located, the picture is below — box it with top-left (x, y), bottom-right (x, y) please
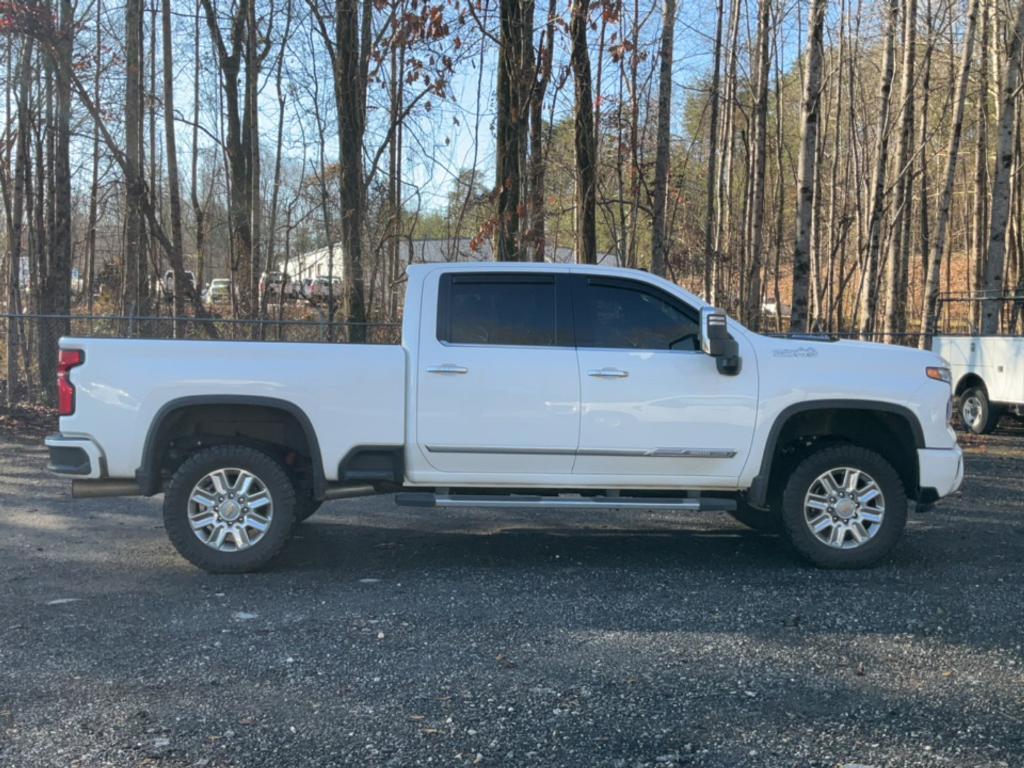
top-left (220, 500), bottom-right (241, 521)
top-left (834, 498), bottom-right (857, 520)
top-left (187, 468), bottom-right (273, 552)
top-left (962, 397), bottom-right (982, 428)
top-left (803, 466), bottom-right (886, 550)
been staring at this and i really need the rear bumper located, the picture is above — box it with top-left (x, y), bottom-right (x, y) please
top-left (45, 434), bottom-right (105, 479)
top-left (917, 445), bottom-right (964, 500)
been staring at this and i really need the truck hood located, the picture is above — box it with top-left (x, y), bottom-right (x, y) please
top-left (754, 334), bottom-right (944, 369)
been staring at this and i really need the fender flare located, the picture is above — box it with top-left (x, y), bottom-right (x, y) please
top-left (135, 395), bottom-right (325, 498)
top-left (746, 399), bottom-right (925, 507)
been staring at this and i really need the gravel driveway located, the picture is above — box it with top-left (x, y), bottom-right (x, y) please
top-left (1, 427), bottom-right (1022, 768)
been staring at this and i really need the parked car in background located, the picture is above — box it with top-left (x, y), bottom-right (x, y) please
top-left (930, 293), bottom-right (1024, 434)
top-left (304, 276), bottom-right (342, 303)
top-left (932, 335), bottom-right (1024, 435)
top-left (259, 271), bottom-right (294, 299)
top-left (204, 278), bottom-right (232, 306)
top-left (47, 262), bottom-right (962, 574)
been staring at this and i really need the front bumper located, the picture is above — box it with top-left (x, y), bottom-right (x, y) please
top-left (45, 434), bottom-right (105, 479)
top-left (917, 445), bottom-right (964, 500)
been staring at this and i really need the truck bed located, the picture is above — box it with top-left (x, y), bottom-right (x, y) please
top-left (59, 337), bottom-right (407, 482)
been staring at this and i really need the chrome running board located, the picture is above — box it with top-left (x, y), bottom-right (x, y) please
top-left (394, 492), bottom-right (736, 512)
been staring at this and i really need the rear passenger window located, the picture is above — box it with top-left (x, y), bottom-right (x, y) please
top-left (442, 277), bottom-right (558, 346)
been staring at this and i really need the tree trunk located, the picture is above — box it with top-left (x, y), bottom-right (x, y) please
top-left (919, 0), bottom-right (980, 346)
top-left (191, 0), bottom-right (206, 292)
top-left (6, 39), bottom-right (32, 407)
top-left (703, 0), bottom-right (725, 301)
top-left (125, 0), bottom-right (145, 322)
top-left (651, 0), bottom-right (676, 277)
top-left (571, 0), bottom-right (597, 264)
top-left (882, 0), bottom-right (918, 341)
top-left (972, 0), bottom-right (991, 327)
top-left (86, 0), bottom-right (101, 317)
top-left (496, 0), bottom-right (525, 261)
top-left (857, 0), bottom-right (899, 337)
top-left (332, 0), bottom-right (369, 341)
top-left (200, 0), bottom-right (255, 319)
top-left (744, 0), bottom-right (772, 329)
top-left (790, 0), bottom-right (827, 332)
top-left (981, 0), bottom-right (1024, 333)
top-left (162, 0), bottom-right (187, 334)
top-left (524, 0), bottom-right (556, 262)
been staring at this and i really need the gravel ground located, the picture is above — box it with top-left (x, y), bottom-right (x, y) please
top-left (0, 427), bottom-right (1022, 768)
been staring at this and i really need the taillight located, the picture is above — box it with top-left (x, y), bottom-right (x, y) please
top-left (57, 348), bottom-right (84, 416)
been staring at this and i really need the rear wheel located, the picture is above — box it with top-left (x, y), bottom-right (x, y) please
top-left (163, 445), bottom-right (296, 573)
top-left (780, 443), bottom-right (907, 569)
top-left (960, 386), bottom-right (1001, 435)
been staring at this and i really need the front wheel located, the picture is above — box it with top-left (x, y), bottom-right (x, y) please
top-left (780, 444), bottom-right (907, 569)
top-left (163, 445), bottom-right (297, 573)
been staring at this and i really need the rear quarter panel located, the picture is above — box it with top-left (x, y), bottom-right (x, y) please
top-left (58, 338), bottom-right (406, 482)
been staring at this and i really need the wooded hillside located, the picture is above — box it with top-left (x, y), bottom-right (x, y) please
top-left (2, 0), bottom-right (1024, 405)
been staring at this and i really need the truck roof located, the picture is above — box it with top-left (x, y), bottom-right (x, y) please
top-left (406, 260), bottom-right (709, 309)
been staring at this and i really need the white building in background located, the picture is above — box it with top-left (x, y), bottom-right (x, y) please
top-left (281, 238), bottom-right (620, 280)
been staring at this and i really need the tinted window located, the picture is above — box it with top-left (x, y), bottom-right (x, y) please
top-left (445, 279), bottom-right (558, 346)
top-left (579, 281), bottom-right (699, 350)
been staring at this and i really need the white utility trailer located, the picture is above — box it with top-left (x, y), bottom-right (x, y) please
top-left (931, 293), bottom-right (1024, 434)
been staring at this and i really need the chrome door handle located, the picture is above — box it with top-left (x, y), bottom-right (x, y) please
top-left (587, 367), bottom-right (629, 378)
top-left (427, 364), bottom-right (468, 374)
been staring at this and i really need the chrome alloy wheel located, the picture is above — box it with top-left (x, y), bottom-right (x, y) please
top-left (961, 395), bottom-right (983, 431)
top-left (187, 468), bottom-right (273, 552)
top-left (803, 466), bottom-right (885, 550)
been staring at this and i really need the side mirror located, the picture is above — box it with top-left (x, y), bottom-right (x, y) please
top-left (700, 307), bottom-right (742, 376)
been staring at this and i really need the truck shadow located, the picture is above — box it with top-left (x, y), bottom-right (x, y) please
top-left (271, 501), bottom-right (928, 574)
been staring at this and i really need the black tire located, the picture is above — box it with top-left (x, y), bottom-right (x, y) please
top-left (780, 443), bottom-right (907, 569)
top-left (959, 385), bottom-right (1001, 435)
top-left (294, 495), bottom-right (323, 523)
top-left (727, 500), bottom-right (782, 533)
top-left (163, 445), bottom-right (296, 573)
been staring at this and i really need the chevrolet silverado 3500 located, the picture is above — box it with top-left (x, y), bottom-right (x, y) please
top-left (46, 263), bottom-right (964, 572)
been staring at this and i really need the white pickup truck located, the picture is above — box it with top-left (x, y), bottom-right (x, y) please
top-left (932, 335), bottom-right (1024, 434)
top-left (47, 263), bottom-right (963, 572)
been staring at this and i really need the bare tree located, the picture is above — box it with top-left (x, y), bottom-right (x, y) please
top-left (857, 0), bottom-right (899, 336)
top-left (162, 0), bottom-right (188, 331)
top-left (650, 0), bottom-right (676, 277)
top-left (981, 0), bottom-right (1024, 333)
top-left (524, 0), bottom-right (556, 262)
top-left (571, 0), bottom-right (597, 264)
top-left (920, 0), bottom-right (980, 346)
top-left (496, 0), bottom-right (527, 260)
top-left (791, 0), bottom-right (828, 332)
top-left (125, 0), bottom-right (146, 319)
top-left (881, 0), bottom-right (918, 340)
top-left (744, 0), bottom-right (772, 328)
top-left (703, 0), bottom-right (726, 300)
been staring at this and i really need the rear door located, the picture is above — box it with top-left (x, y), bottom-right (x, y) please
top-left (415, 271), bottom-right (581, 475)
top-left (571, 274), bottom-right (758, 483)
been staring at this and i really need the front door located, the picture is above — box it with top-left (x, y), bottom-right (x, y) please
top-left (415, 271), bottom-right (580, 476)
top-left (571, 275), bottom-right (757, 484)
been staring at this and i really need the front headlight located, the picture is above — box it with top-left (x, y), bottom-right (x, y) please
top-left (926, 366), bottom-right (951, 384)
